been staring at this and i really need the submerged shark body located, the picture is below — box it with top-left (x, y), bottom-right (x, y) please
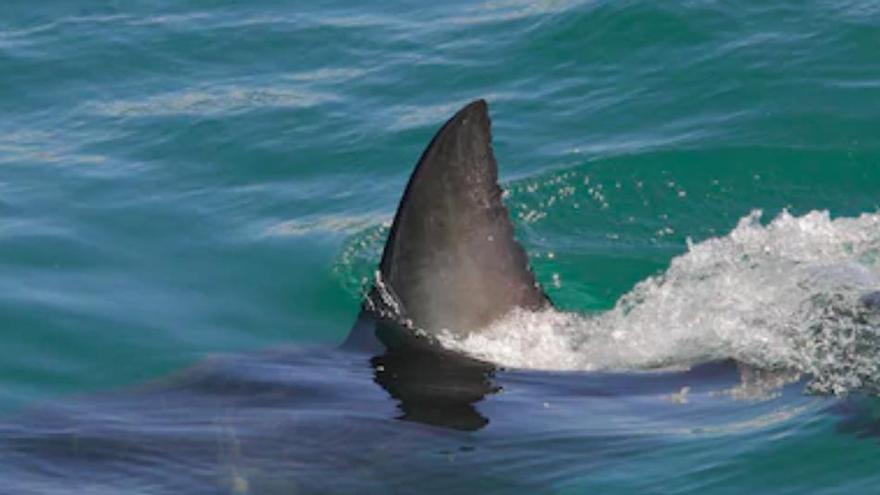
top-left (346, 100), bottom-right (550, 354)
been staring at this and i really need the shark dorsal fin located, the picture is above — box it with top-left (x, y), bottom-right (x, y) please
top-left (365, 99), bottom-right (549, 338)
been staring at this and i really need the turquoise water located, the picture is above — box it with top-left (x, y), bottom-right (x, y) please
top-left (3, 1), bottom-right (880, 493)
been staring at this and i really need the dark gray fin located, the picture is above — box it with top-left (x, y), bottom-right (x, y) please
top-left (363, 99), bottom-right (550, 341)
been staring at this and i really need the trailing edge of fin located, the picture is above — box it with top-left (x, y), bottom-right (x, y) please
top-left (364, 99), bottom-right (550, 338)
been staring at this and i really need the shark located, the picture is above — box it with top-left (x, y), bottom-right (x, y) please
top-left (340, 99), bottom-right (880, 429)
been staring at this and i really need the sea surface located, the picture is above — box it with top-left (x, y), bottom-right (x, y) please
top-left (2, 1), bottom-right (880, 493)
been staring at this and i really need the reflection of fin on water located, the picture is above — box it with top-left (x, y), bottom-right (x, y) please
top-left (372, 346), bottom-right (498, 431)
top-left (350, 308), bottom-right (498, 430)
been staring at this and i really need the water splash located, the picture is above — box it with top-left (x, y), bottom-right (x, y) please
top-left (437, 210), bottom-right (880, 395)
top-left (333, 222), bottom-right (390, 300)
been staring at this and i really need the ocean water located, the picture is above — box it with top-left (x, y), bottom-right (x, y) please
top-left (2, 1), bottom-right (880, 493)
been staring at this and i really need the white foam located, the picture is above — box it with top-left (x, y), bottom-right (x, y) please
top-left (437, 209), bottom-right (880, 394)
